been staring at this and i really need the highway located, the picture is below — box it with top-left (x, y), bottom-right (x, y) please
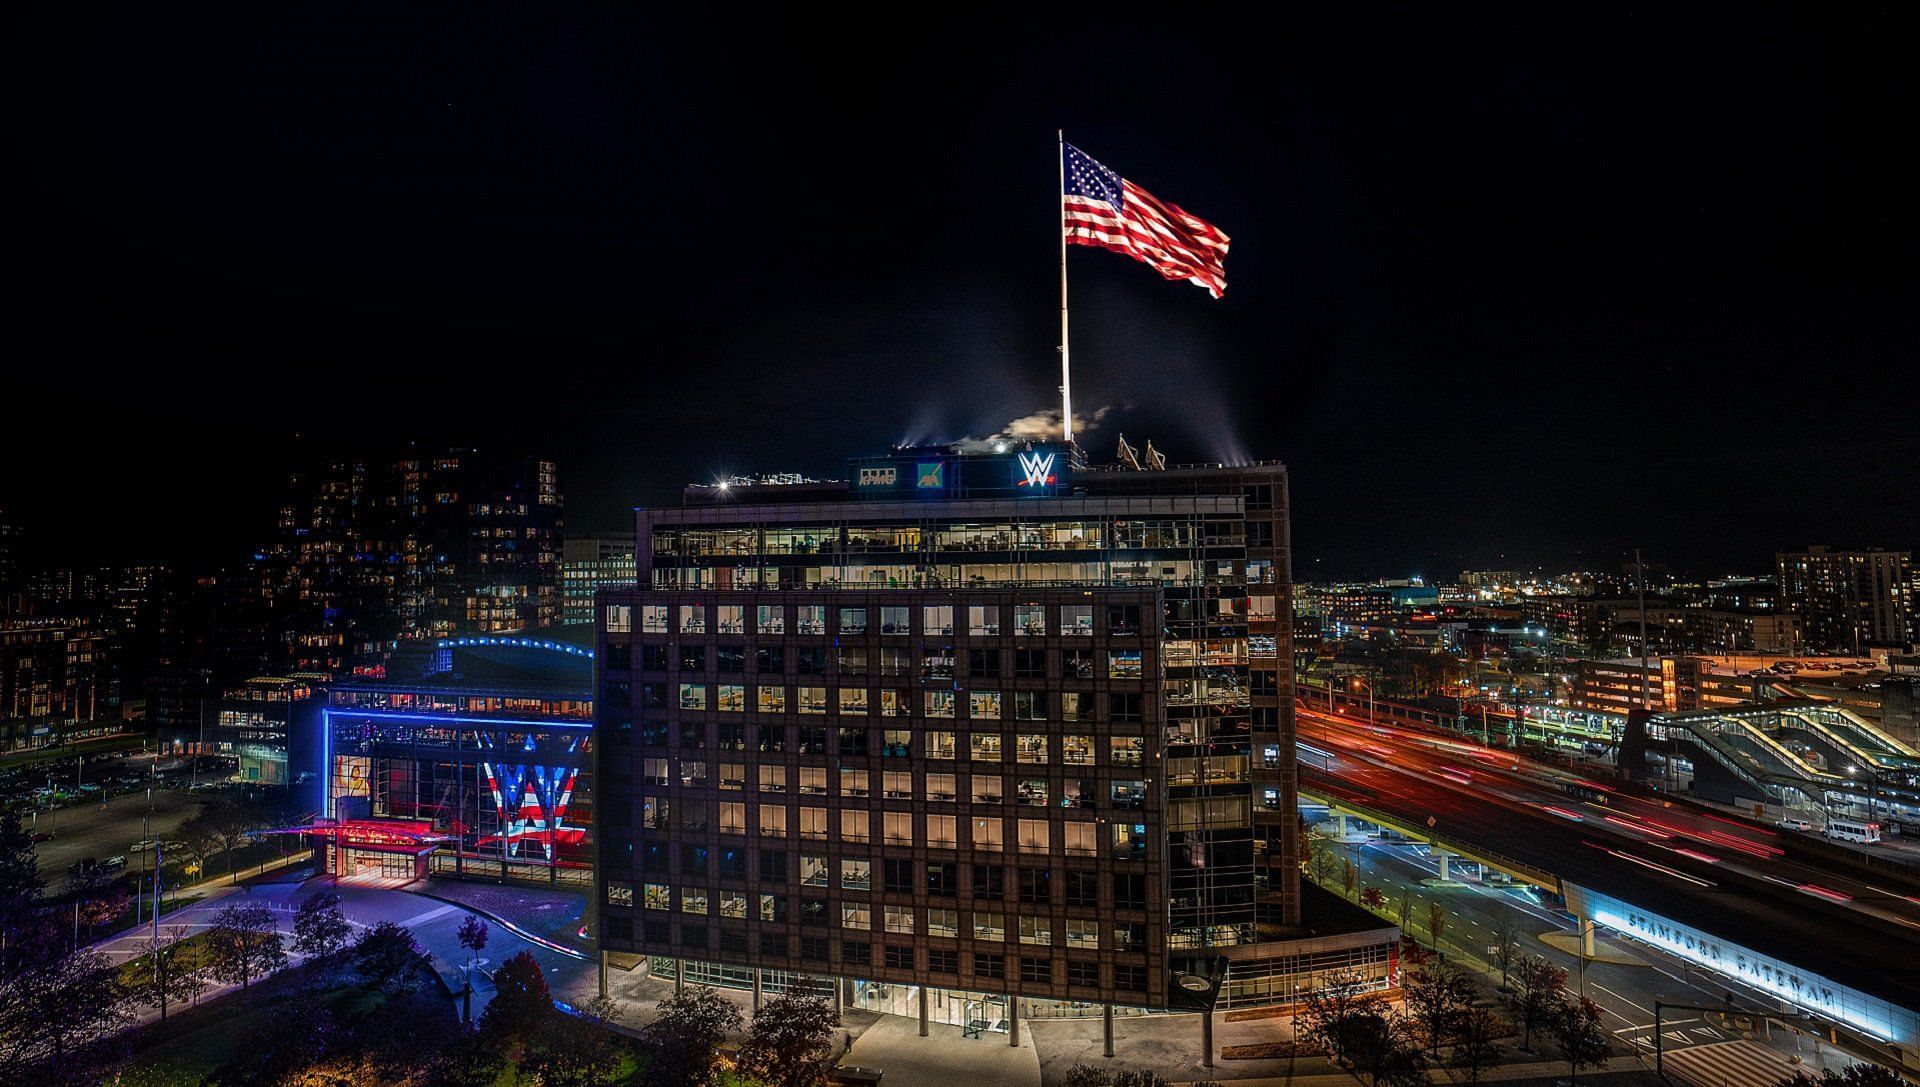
top-left (1295, 704), bottom-right (1920, 1028)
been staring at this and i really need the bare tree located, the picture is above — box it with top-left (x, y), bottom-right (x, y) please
top-left (1297, 972), bottom-right (1373, 1064)
top-left (206, 901), bottom-right (287, 990)
top-left (127, 924), bottom-right (206, 1022)
top-left (1425, 902), bottom-right (1446, 950)
top-left (1490, 915), bottom-right (1520, 989)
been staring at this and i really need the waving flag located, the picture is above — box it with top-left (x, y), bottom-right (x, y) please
top-left (1062, 142), bottom-right (1230, 298)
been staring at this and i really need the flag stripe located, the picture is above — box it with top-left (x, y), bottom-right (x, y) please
top-left (1062, 142), bottom-right (1228, 298)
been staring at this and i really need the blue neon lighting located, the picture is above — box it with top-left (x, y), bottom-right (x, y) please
top-left (325, 709), bottom-right (593, 731)
top-left (434, 636), bottom-right (593, 659)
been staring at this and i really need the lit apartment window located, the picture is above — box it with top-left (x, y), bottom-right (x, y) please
top-left (841, 810), bottom-right (870, 843)
top-left (884, 907), bottom-right (915, 935)
top-left (841, 859), bottom-right (870, 890)
top-left (1065, 919), bottom-right (1098, 949)
top-left (797, 605), bottom-right (826, 634)
top-left (927, 908), bottom-right (959, 937)
top-left (682, 887), bottom-right (710, 915)
top-left (756, 605), bottom-right (785, 634)
top-left (927, 731), bottom-right (956, 759)
top-left (1018, 915), bottom-right (1052, 946)
top-left (925, 691), bottom-right (955, 718)
top-left (1017, 819), bottom-right (1050, 852)
top-left (923, 605), bottom-right (953, 635)
top-left (717, 684), bottom-right (745, 712)
top-left (605, 604), bottom-right (632, 633)
top-left (969, 691), bottom-right (1002, 719)
top-left (642, 606), bottom-right (669, 633)
top-left (972, 817), bottom-right (1005, 851)
top-left (1061, 605), bottom-right (1093, 636)
top-left (1015, 734), bottom-right (1048, 763)
top-left (969, 732), bottom-right (1003, 762)
top-left (928, 814), bottom-right (958, 847)
top-left (680, 605), bottom-right (706, 634)
top-left (969, 605), bottom-right (1000, 635)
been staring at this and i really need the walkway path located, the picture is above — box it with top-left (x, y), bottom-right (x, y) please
top-left (841, 1013), bottom-right (1041, 1087)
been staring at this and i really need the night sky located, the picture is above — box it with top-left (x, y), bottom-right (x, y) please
top-left (6, 7), bottom-right (1914, 579)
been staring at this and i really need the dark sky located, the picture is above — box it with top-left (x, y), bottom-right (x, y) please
top-left (5, 6), bottom-right (1914, 580)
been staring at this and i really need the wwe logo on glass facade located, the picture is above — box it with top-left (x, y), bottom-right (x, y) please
top-left (1016, 450), bottom-right (1057, 487)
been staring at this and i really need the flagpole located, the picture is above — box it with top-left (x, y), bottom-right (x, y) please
top-left (1058, 129), bottom-right (1073, 446)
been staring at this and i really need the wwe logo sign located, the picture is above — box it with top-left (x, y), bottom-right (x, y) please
top-left (1016, 450), bottom-right (1057, 488)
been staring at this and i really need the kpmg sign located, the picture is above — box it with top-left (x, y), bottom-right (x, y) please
top-left (849, 445), bottom-right (1070, 499)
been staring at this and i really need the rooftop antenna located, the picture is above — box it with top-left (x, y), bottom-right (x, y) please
top-left (1143, 440), bottom-right (1167, 470)
top-left (1116, 434), bottom-right (1142, 471)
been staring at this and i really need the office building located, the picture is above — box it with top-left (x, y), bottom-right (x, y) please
top-left (307, 630), bottom-right (595, 885)
top-left (1777, 547), bottom-right (1914, 654)
top-left (596, 443), bottom-right (1394, 1023)
top-left (563, 535), bottom-right (638, 624)
top-left (200, 675), bottom-right (323, 786)
top-left (0, 617), bottom-right (120, 724)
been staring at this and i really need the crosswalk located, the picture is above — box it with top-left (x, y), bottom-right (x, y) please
top-left (1660, 1039), bottom-right (1804, 1087)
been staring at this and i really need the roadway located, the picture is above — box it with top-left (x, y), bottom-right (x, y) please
top-left (1295, 705), bottom-right (1920, 1027)
top-left (1313, 828), bottom-right (1855, 1085)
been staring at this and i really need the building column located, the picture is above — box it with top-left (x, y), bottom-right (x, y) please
top-left (1102, 1002), bottom-right (1114, 1058)
top-left (598, 950), bottom-right (608, 999)
top-left (675, 959), bottom-right (684, 994)
top-left (833, 975), bottom-right (843, 1018)
top-left (919, 985), bottom-right (929, 1037)
top-left (1008, 995), bottom-right (1020, 1047)
top-left (1579, 916), bottom-right (1596, 959)
top-left (753, 968), bottom-right (763, 1014)
top-left (1435, 850), bottom-right (1451, 882)
top-left (1333, 812), bottom-right (1351, 838)
top-left (1202, 1009), bottom-right (1215, 1069)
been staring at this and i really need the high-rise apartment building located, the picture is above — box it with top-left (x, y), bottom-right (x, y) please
top-left (1776, 547), bottom-right (1914, 654)
top-left (596, 444), bottom-right (1394, 1024)
top-left (257, 449), bottom-right (563, 673)
top-left (563, 535), bottom-right (637, 625)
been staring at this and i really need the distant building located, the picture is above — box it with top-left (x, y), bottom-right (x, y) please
top-left (1572, 657), bottom-right (1673, 714)
top-left (562, 534), bottom-right (637, 624)
top-left (0, 507), bottom-right (20, 618)
top-left (255, 449), bottom-right (564, 674)
top-left (0, 617), bottom-right (120, 725)
top-left (1776, 546), bottom-right (1913, 654)
top-left (1584, 600), bottom-right (1800, 655)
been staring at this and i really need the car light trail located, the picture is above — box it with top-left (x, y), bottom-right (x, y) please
top-left (1604, 847), bottom-right (1716, 888)
top-left (1542, 806), bottom-right (1585, 821)
top-left (1797, 884), bottom-right (1853, 904)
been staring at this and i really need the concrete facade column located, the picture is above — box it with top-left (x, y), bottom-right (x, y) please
top-left (1436, 851), bottom-right (1451, 881)
top-left (753, 967), bottom-right (763, 1014)
top-left (1103, 1002), bottom-right (1114, 1057)
top-left (1334, 812), bottom-right (1351, 837)
top-left (1202, 1009), bottom-right (1215, 1068)
top-left (833, 975), bottom-right (843, 1018)
top-left (674, 959), bottom-right (684, 994)
top-left (919, 986), bottom-right (929, 1037)
top-left (598, 949), bottom-right (608, 999)
top-left (1008, 996), bottom-right (1020, 1047)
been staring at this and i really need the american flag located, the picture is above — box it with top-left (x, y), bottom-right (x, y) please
top-left (1063, 142), bottom-right (1229, 298)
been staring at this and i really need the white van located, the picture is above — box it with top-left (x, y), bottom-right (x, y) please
top-left (1825, 819), bottom-right (1881, 844)
top-left (1778, 817), bottom-right (1814, 832)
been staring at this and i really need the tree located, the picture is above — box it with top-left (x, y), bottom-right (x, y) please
top-left (646, 985), bottom-right (745, 1087)
top-left (126, 924), bottom-right (207, 1022)
top-left (1489, 915), bottom-right (1520, 990)
top-left (1450, 1007), bottom-right (1503, 1084)
top-left (1402, 959), bottom-right (1475, 1054)
top-left (1425, 902), bottom-right (1446, 949)
top-left (1297, 973), bottom-right (1373, 1063)
top-left (1307, 839), bottom-right (1340, 886)
top-left (78, 884), bottom-right (129, 940)
top-left (1549, 995), bottom-right (1609, 1084)
top-left (1505, 955), bottom-right (1567, 1052)
top-left (0, 938), bottom-right (131, 1081)
top-left (1358, 886), bottom-right (1386, 910)
top-left (479, 950), bottom-right (553, 1045)
top-left (456, 914), bottom-right (489, 967)
top-left (206, 900), bottom-right (287, 990)
top-left (352, 919), bottom-right (424, 993)
top-left (1776, 1066), bottom-right (1907, 1087)
top-left (739, 989), bottom-right (839, 1087)
top-left (292, 891), bottom-right (352, 964)
top-left (527, 1005), bottom-right (626, 1087)
top-left (181, 795), bottom-right (265, 884)
top-left (1342, 857), bottom-right (1359, 900)
top-left (0, 809), bottom-right (43, 932)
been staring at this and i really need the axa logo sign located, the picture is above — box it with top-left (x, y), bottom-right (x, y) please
top-left (1016, 450), bottom-right (1057, 488)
